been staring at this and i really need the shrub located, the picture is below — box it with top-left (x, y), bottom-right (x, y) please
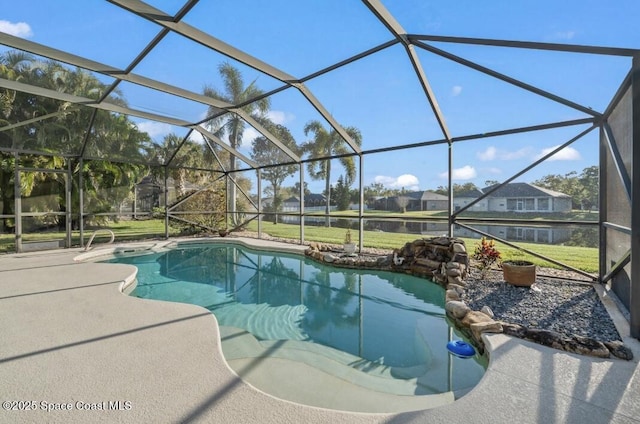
top-left (473, 237), bottom-right (501, 276)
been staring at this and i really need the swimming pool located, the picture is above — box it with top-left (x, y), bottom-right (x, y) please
top-left (105, 241), bottom-right (486, 411)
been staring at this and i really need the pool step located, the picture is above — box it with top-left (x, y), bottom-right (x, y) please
top-left (260, 339), bottom-right (429, 380)
top-left (218, 326), bottom-right (438, 397)
top-left (258, 340), bottom-right (431, 396)
top-left (225, 356), bottom-right (454, 413)
top-left (213, 302), bottom-right (308, 341)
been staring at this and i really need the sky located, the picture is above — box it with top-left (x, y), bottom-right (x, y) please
top-left (2, 0), bottom-right (640, 195)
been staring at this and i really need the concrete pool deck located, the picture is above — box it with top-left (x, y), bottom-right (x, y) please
top-left (1, 237), bottom-right (639, 424)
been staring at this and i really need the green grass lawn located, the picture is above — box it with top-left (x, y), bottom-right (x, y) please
top-left (305, 209), bottom-right (599, 221)
top-left (0, 219), bottom-right (177, 254)
top-left (249, 221), bottom-right (598, 273)
top-left (1, 218), bottom-right (598, 273)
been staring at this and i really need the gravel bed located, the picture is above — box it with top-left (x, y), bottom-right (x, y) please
top-left (462, 267), bottom-right (622, 343)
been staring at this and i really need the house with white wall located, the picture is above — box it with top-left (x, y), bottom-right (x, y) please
top-left (454, 182), bottom-right (572, 213)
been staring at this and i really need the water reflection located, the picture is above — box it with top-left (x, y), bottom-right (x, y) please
top-left (108, 243), bottom-right (487, 396)
top-left (138, 244), bottom-right (446, 367)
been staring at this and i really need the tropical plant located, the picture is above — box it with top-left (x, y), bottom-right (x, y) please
top-left (79, 159), bottom-right (147, 226)
top-left (0, 51), bottom-right (34, 123)
top-left (17, 154), bottom-right (66, 230)
top-left (0, 51), bottom-right (35, 229)
top-left (0, 50), bottom-right (154, 232)
top-left (302, 120), bottom-right (362, 226)
top-left (472, 237), bottom-right (501, 277)
top-left (169, 184), bottom-right (226, 233)
top-left (158, 133), bottom-right (212, 198)
top-left (203, 62), bottom-right (270, 226)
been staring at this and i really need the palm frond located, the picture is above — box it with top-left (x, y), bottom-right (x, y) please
top-left (218, 62), bottom-right (244, 102)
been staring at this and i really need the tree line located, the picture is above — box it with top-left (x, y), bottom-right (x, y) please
top-left (0, 50), bottom-right (361, 231)
top-left (295, 165), bottom-right (599, 213)
top-left (1, 49), bottom-right (600, 237)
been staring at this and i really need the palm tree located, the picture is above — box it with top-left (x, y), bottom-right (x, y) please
top-left (0, 51), bottom-right (35, 230)
top-left (203, 62), bottom-right (270, 226)
top-left (302, 120), bottom-right (362, 226)
top-left (161, 133), bottom-right (210, 198)
top-left (0, 51), bottom-right (34, 123)
top-left (0, 51), bottom-right (160, 234)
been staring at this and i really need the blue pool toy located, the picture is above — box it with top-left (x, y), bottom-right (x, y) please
top-left (446, 340), bottom-right (475, 358)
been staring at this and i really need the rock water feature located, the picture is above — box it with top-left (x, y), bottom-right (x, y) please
top-left (305, 237), bottom-right (633, 360)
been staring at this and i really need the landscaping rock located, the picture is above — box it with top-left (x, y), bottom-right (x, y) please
top-left (481, 305), bottom-right (495, 319)
top-left (445, 289), bottom-right (460, 302)
top-left (415, 257), bottom-right (442, 270)
top-left (502, 322), bottom-right (527, 338)
top-left (322, 253), bottom-right (337, 263)
top-left (448, 275), bottom-right (465, 286)
top-left (447, 283), bottom-right (466, 295)
top-left (446, 268), bottom-right (462, 277)
top-left (470, 321), bottom-right (503, 342)
top-left (452, 242), bottom-right (466, 253)
top-left (604, 341), bottom-right (634, 360)
top-left (300, 235), bottom-right (633, 360)
top-left (445, 301), bottom-right (470, 319)
top-left (461, 310), bottom-right (494, 327)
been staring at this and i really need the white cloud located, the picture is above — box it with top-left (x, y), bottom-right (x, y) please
top-left (0, 20), bottom-right (33, 38)
top-left (477, 146), bottom-right (496, 161)
top-left (198, 109), bottom-right (212, 121)
top-left (478, 144), bottom-right (580, 162)
top-left (137, 121), bottom-right (172, 139)
top-left (266, 110), bottom-right (295, 125)
top-left (190, 110), bottom-right (296, 150)
top-left (485, 167), bottom-right (502, 175)
top-left (438, 165), bottom-right (477, 181)
top-left (240, 127), bottom-right (260, 148)
top-left (187, 134), bottom-right (203, 145)
top-left (237, 110), bottom-right (295, 148)
top-left (553, 30), bottom-right (576, 40)
top-left (187, 124), bottom-right (213, 145)
top-left (501, 147), bottom-right (533, 160)
top-left (536, 145), bottom-right (581, 161)
top-left (478, 145), bottom-right (534, 161)
top-left (451, 85), bottom-right (463, 96)
top-left (374, 174), bottom-right (420, 191)
top-left (188, 125), bottom-right (204, 141)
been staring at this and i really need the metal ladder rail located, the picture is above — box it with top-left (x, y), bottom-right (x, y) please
top-left (84, 229), bottom-right (115, 251)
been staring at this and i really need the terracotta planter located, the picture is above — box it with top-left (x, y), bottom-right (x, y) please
top-left (502, 260), bottom-right (536, 287)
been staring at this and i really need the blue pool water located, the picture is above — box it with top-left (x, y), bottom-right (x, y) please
top-left (105, 242), bottom-right (485, 397)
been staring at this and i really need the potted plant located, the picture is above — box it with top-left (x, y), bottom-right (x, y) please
top-left (502, 260), bottom-right (536, 287)
top-left (472, 237), bottom-right (501, 278)
top-left (343, 229), bottom-right (356, 254)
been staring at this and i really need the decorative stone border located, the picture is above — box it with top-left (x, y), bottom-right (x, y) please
top-left (305, 237), bottom-right (633, 361)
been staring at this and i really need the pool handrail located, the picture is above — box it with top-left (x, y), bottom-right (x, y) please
top-left (84, 229), bottom-right (115, 251)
